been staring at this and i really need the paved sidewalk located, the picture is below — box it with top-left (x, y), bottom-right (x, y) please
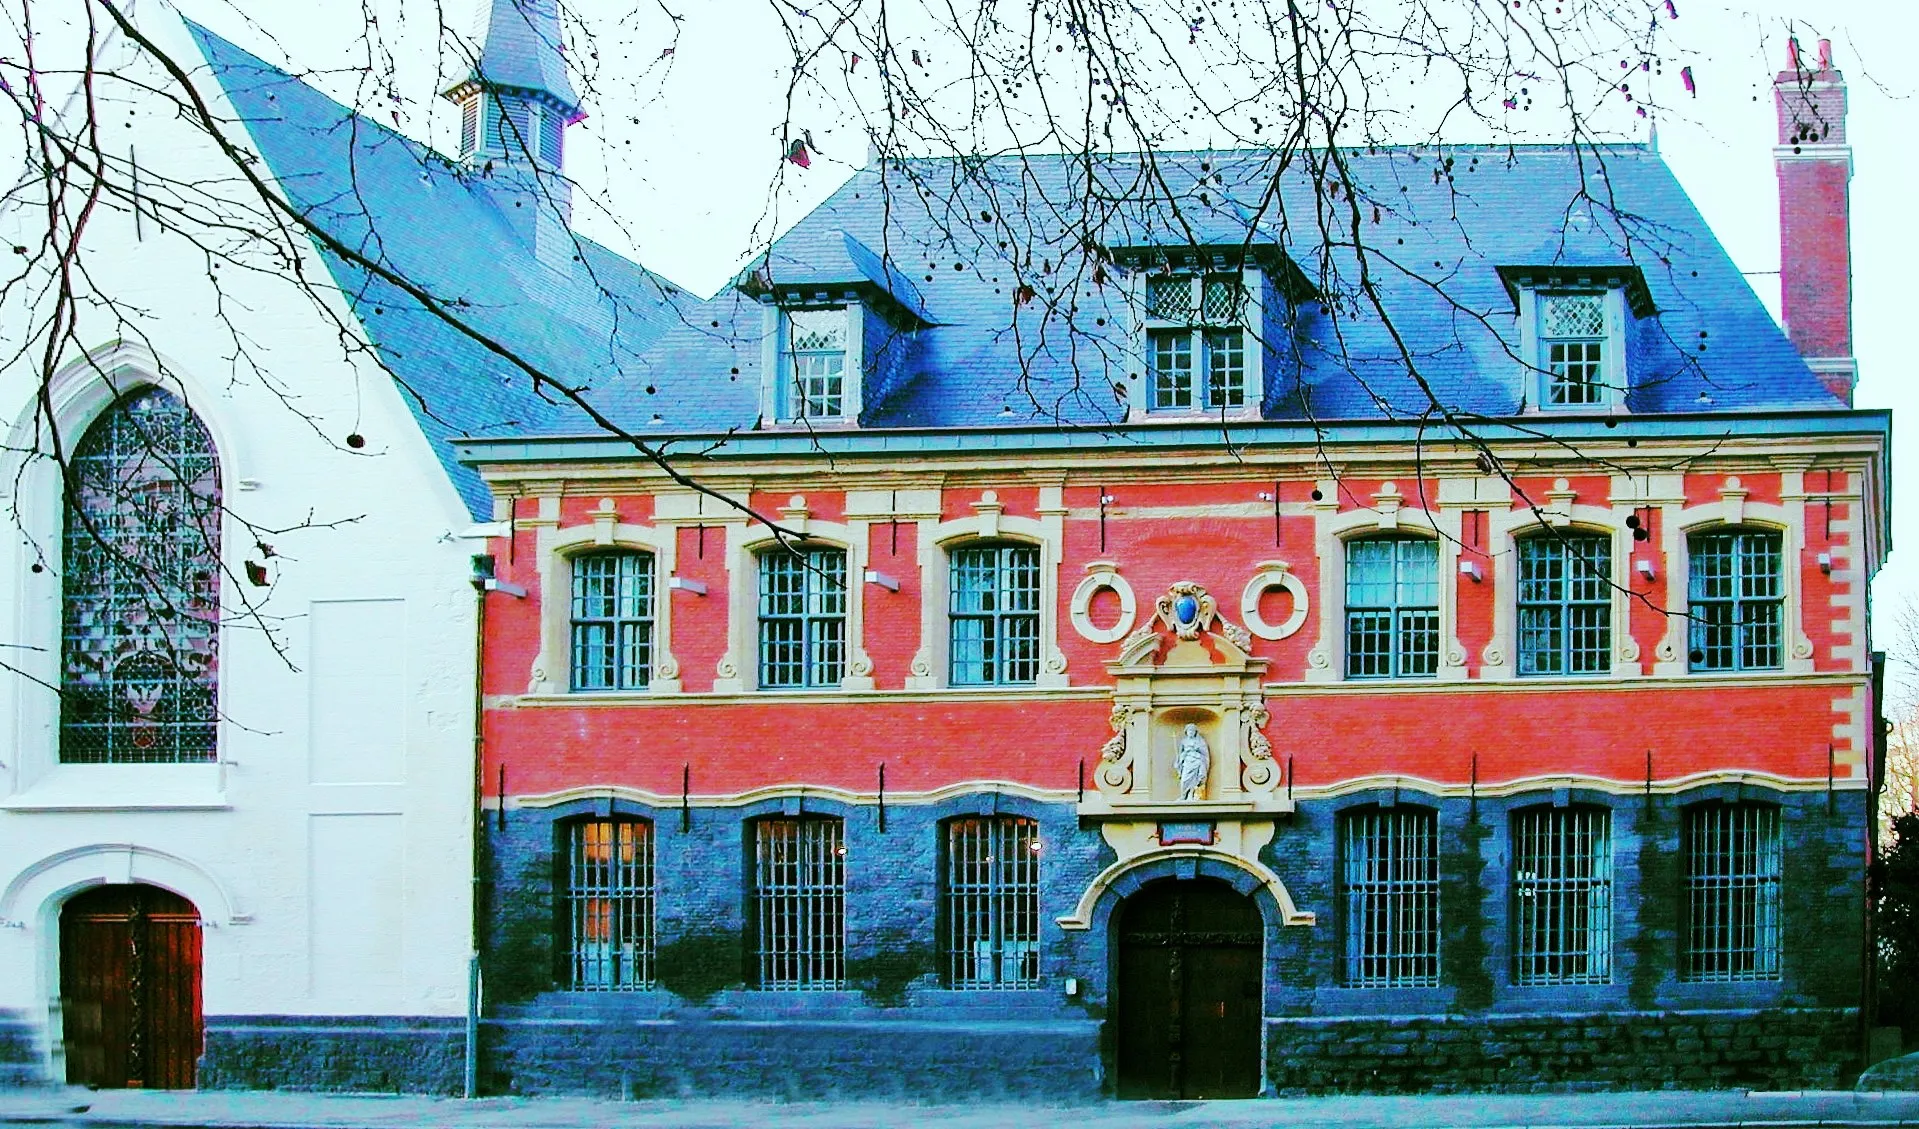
top-left (5, 1087), bottom-right (1919, 1129)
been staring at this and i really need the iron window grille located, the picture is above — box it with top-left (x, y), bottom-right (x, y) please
top-left (1684, 803), bottom-right (1782, 982)
top-left (1539, 292), bottom-right (1608, 407)
top-left (1517, 534), bottom-right (1613, 676)
top-left (1339, 806), bottom-right (1441, 987)
top-left (1512, 806), bottom-right (1613, 985)
top-left (752, 817), bottom-right (845, 989)
top-left (949, 542), bottom-right (1041, 686)
top-left (1687, 529), bottom-right (1784, 672)
top-left (563, 818), bottom-right (656, 990)
top-left (60, 387), bottom-right (222, 765)
top-left (1144, 273), bottom-right (1248, 412)
top-left (570, 551), bottom-right (653, 691)
top-left (784, 307), bottom-right (849, 419)
top-left (758, 547), bottom-right (847, 689)
top-left (1344, 537), bottom-right (1440, 679)
top-left (943, 816), bottom-right (1042, 988)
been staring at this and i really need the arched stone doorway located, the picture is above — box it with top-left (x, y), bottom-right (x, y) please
top-left (1114, 877), bottom-right (1262, 1098)
top-left (60, 885), bottom-right (202, 1088)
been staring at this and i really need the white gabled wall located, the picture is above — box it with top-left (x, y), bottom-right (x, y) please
top-left (0, 4), bottom-right (475, 1080)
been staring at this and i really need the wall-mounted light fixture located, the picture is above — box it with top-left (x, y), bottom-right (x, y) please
top-left (1458, 559), bottom-right (1483, 583)
top-left (864, 569), bottom-right (900, 592)
top-left (668, 576), bottom-right (707, 596)
top-left (1817, 552), bottom-right (1833, 575)
top-left (1635, 559), bottom-right (1657, 582)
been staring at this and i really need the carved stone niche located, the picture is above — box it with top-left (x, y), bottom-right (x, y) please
top-left (1081, 582), bottom-right (1290, 820)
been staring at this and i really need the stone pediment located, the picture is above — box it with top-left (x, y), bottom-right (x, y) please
top-left (1081, 582), bottom-right (1289, 820)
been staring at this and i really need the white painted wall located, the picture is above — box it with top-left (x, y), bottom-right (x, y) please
top-left (0, 4), bottom-right (476, 1081)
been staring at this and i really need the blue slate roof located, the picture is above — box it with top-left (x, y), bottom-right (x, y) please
top-left (186, 20), bottom-right (681, 517)
top-left (188, 17), bottom-right (1841, 499)
top-left (575, 147), bottom-right (1842, 440)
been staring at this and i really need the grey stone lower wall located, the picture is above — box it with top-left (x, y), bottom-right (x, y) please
top-left (1267, 1008), bottom-right (1860, 1094)
top-left (480, 1015), bottom-right (1103, 1100)
top-left (0, 1008), bottom-right (39, 1086)
top-left (198, 1016), bottom-right (464, 1094)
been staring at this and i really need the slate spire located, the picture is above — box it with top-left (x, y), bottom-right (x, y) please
top-left (443, 0), bottom-right (582, 171)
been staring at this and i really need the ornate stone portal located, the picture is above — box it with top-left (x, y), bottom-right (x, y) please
top-left (1062, 581), bottom-right (1307, 931)
top-left (1082, 581), bottom-right (1289, 820)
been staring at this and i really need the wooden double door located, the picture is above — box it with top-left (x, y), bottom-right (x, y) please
top-left (60, 885), bottom-right (202, 1089)
top-left (1115, 878), bottom-right (1263, 1099)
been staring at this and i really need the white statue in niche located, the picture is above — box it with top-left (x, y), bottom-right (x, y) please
top-left (1175, 723), bottom-right (1211, 801)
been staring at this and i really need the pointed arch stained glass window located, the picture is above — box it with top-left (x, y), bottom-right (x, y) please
top-left (60, 388), bottom-right (222, 763)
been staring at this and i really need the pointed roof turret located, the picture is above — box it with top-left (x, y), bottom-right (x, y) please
top-left (444, 0), bottom-right (579, 118)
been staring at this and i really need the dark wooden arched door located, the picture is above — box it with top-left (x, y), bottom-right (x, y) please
top-left (60, 885), bottom-right (202, 1089)
top-left (1115, 878), bottom-right (1263, 1099)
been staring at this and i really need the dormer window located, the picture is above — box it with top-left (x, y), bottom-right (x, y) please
top-left (1144, 273), bottom-right (1252, 413)
top-left (1539, 292), bottom-right (1608, 407)
top-left (779, 306), bottom-right (854, 422)
top-left (1503, 271), bottom-right (1641, 412)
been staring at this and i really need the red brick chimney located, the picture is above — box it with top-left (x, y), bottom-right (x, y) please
top-left (1774, 37), bottom-right (1855, 404)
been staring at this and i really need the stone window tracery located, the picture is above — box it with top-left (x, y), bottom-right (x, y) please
top-left (60, 387), bottom-right (221, 764)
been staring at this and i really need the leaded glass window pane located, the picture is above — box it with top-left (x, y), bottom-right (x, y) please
top-left (950, 542), bottom-right (1041, 686)
top-left (758, 547), bottom-right (847, 689)
top-left (1344, 538), bottom-right (1438, 679)
top-left (1512, 806), bottom-right (1613, 985)
top-left (785, 307), bottom-right (848, 419)
top-left (944, 816), bottom-right (1042, 988)
top-left (1200, 275), bottom-right (1245, 323)
top-left (565, 819), bottom-right (656, 989)
top-left (1146, 275), bottom-right (1193, 321)
top-left (61, 387), bottom-right (222, 765)
top-left (1340, 807), bottom-right (1440, 987)
top-left (1517, 534), bottom-right (1612, 676)
top-left (1683, 803), bottom-right (1781, 982)
top-left (1540, 293), bottom-right (1608, 407)
top-left (570, 551), bottom-right (652, 691)
top-left (1687, 529), bottom-right (1783, 672)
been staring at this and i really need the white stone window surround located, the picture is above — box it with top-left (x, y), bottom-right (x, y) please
top-left (906, 488), bottom-right (1069, 691)
top-left (1654, 492), bottom-right (1815, 679)
top-left (1514, 286), bottom-right (1629, 413)
top-left (531, 505), bottom-right (682, 695)
top-left (1304, 481), bottom-right (1465, 684)
top-left (714, 502), bottom-right (877, 694)
top-left (0, 343), bottom-right (245, 805)
top-left (758, 300), bottom-right (866, 427)
top-left (1127, 265), bottom-right (1266, 423)
top-left (1477, 482), bottom-right (1638, 682)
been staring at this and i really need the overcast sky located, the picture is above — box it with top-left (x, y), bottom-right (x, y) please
top-left (172, 0), bottom-right (1919, 688)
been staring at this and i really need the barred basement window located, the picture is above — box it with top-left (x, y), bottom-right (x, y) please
top-left (1339, 806), bottom-right (1440, 987)
top-left (758, 547), bottom-right (847, 689)
top-left (1144, 273), bottom-right (1248, 412)
top-left (1344, 537), bottom-right (1439, 679)
top-left (570, 551), bottom-right (652, 691)
top-left (564, 818), bottom-right (655, 989)
top-left (753, 817), bottom-right (845, 989)
top-left (1512, 806), bottom-right (1613, 985)
top-left (61, 387), bottom-right (222, 765)
top-left (949, 542), bottom-right (1041, 686)
top-left (1517, 533), bottom-right (1613, 676)
top-left (783, 307), bottom-right (848, 420)
top-left (1684, 803), bottom-right (1782, 982)
top-left (943, 816), bottom-right (1042, 988)
top-left (1539, 292), bottom-right (1608, 407)
top-left (1687, 529), bottom-right (1783, 672)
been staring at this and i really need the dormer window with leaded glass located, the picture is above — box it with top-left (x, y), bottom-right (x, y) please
top-left (1508, 280), bottom-right (1631, 412)
top-left (776, 306), bottom-right (860, 423)
top-left (1143, 273), bottom-right (1257, 414)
